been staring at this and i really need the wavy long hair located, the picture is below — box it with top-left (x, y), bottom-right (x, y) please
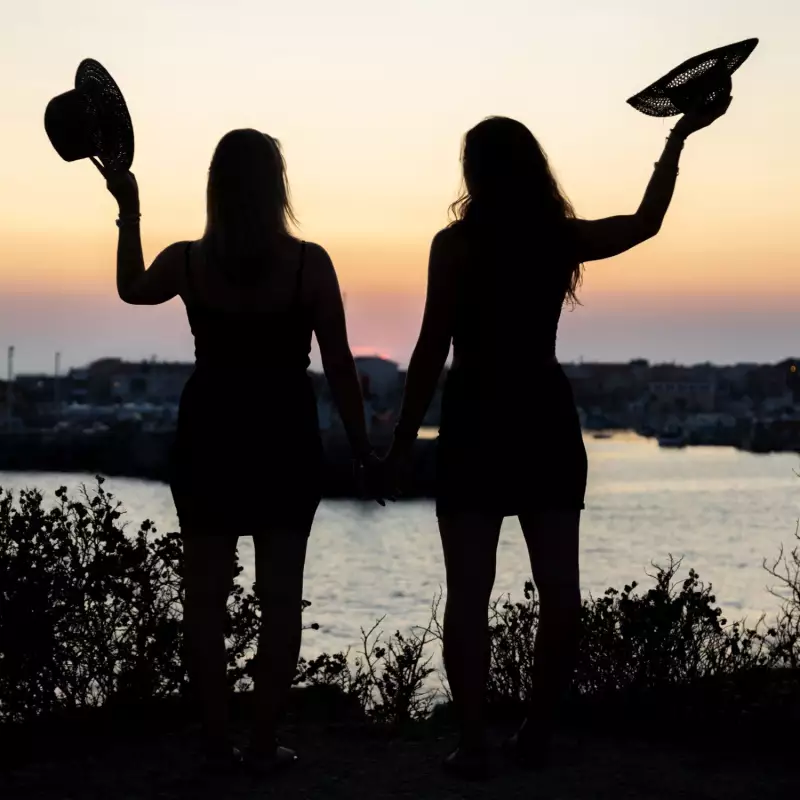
top-left (449, 116), bottom-right (582, 306)
top-left (203, 128), bottom-right (298, 285)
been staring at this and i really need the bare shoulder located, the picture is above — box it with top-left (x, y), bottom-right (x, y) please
top-left (156, 240), bottom-right (192, 263)
top-left (300, 240), bottom-right (338, 294)
top-left (430, 225), bottom-right (466, 276)
top-left (302, 240), bottom-right (333, 268)
top-left (432, 223), bottom-right (463, 250)
top-left (302, 240), bottom-right (335, 273)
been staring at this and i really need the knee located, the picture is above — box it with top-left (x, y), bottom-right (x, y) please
top-left (446, 568), bottom-right (496, 610)
top-left (445, 586), bottom-right (492, 622)
top-left (537, 582), bottom-right (581, 617)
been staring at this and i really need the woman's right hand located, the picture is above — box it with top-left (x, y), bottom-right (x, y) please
top-left (672, 94), bottom-right (733, 139)
top-left (356, 452), bottom-right (394, 506)
top-left (105, 170), bottom-right (140, 215)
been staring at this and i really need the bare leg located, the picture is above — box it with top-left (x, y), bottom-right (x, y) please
top-left (438, 512), bottom-right (503, 752)
top-left (518, 510), bottom-right (581, 751)
top-left (182, 532), bottom-right (240, 754)
top-left (250, 526), bottom-right (310, 754)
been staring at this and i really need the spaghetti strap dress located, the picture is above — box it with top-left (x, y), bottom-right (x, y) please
top-left (435, 226), bottom-right (588, 518)
top-left (169, 241), bottom-right (323, 534)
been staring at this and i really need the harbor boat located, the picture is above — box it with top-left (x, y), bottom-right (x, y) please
top-left (658, 425), bottom-right (686, 448)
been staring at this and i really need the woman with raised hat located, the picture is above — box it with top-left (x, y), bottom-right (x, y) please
top-left (383, 39), bottom-right (751, 779)
top-left (47, 61), bottom-right (385, 772)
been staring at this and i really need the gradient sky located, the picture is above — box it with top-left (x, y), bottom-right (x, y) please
top-left (1, 1), bottom-right (798, 373)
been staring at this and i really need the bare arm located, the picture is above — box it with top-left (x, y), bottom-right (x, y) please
top-left (391, 231), bottom-right (455, 454)
top-left (571, 96), bottom-right (732, 262)
top-left (570, 132), bottom-right (686, 262)
top-left (116, 234), bottom-right (183, 305)
top-left (106, 171), bottom-right (181, 305)
top-left (308, 244), bottom-right (372, 460)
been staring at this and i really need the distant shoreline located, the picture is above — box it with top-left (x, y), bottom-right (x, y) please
top-left (1, 428), bottom-right (797, 501)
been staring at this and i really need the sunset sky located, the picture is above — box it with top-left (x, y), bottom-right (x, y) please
top-left (1, 1), bottom-right (798, 374)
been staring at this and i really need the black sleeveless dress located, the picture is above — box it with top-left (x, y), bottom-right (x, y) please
top-left (170, 242), bottom-right (323, 534)
top-left (435, 226), bottom-right (587, 517)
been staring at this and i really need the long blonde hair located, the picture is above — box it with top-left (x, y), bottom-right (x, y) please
top-left (203, 128), bottom-right (298, 285)
top-left (449, 116), bottom-right (583, 307)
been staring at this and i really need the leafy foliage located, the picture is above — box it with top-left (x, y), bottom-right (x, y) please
top-left (1, 481), bottom-right (798, 730)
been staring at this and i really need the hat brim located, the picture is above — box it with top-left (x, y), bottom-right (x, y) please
top-left (75, 59), bottom-right (134, 173)
top-left (627, 38), bottom-right (758, 117)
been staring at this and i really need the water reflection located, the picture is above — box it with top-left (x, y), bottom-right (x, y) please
top-left (2, 434), bottom-right (797, 656)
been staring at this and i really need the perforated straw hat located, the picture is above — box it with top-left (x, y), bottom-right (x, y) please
top-left (627, 38), bottom-right (758, 117)
top-left (45, 58), bottom-right (134, 174)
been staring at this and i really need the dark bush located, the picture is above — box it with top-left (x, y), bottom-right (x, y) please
top-left (0, 480), bottom-right (268, 725)
top-left (1, 482), bottom-right (798, 733)
top-left (0, 481), bottom-right (434, 728)
top-left (481, 557), bottom-right (775, 712)
top-left (763, 524), bottom-right (800, 668)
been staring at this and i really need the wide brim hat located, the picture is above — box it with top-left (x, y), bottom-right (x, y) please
top-left (627, 38), bottom-right (758, 117)
top-left (44, 59), bottom-right (134, 173)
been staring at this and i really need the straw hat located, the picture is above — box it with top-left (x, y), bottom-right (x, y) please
top-left (45, 58), bottom-right (134, 174)
top-left (627, 38), bottom-right (758, 117)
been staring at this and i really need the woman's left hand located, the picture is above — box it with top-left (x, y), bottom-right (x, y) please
top-left (105, 170), bottom-right (140, 214)
top-left (672, 94), bottom-right (732, 139)
top-left (356, 452), bottom-right (395, 506)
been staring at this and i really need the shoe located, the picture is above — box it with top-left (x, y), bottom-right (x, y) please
top-left (442, 746), bottom-right (493, 781)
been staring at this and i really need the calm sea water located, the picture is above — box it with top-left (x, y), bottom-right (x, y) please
top-left (2, 433), bottom-right (799, 657)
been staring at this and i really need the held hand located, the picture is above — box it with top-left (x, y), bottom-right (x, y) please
top-left (355, 452), bottom-right (395, 507)
top-left (673, 94), bottom-right (732, 139)
top-left (105, 170), bottom-right (140, 214)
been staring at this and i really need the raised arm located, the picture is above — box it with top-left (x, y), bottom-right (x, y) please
top-left (390, 230), bottom-right (456, 456)
top-left (570, 95), bottom-right (732, 263)
top-left (307, 243), bottom-right (373, 461)
top-left (105, 170), bottom-right (181, 305)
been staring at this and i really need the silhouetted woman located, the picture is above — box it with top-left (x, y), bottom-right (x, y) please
top-left (104, 129), bottom-right (381, 770)
top-left (386, 100), bottom-right (731, 777)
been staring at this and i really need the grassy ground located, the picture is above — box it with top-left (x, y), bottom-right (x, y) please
top-left (1, 720), bottom-right (792, 800)
top-left (2, 677), bottom-right (797, 800)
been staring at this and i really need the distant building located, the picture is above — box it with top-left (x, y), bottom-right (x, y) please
top-left (66, 368), bottom-right (90, 404)
top-left (647, 379), bottom-right (716, 413)
top-left (761, 392), bottom-right (796, 416)
top-left (14, 374), bottom-right (57, 405)
top-left (354, 356), bottom-right (400, 401)
top-left (109, 362), bottom-right (193, 405)
top-left (68, 359), bottom-right (194, 405)
top-left (783, 360), bottom-right (800, 404)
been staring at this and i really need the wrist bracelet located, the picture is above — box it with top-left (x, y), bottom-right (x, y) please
top-left (116, 213), bottom-right (141, 228)
top-left (653, 161), bottom-right (679, 176)
top-left (667, 129), bottom-right (686, 145)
